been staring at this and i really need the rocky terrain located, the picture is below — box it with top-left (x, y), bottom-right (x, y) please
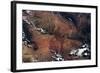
top-left (22, 10), bottom-right (91, 62)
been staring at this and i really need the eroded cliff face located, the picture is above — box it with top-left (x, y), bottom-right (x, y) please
top-left (22, 10), bottom-right (91, 62)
